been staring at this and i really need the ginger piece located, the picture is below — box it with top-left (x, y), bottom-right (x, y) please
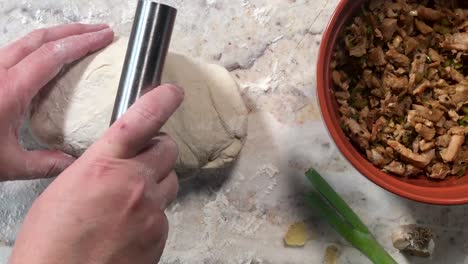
top-left (284, 222), bottom-right (309, 247)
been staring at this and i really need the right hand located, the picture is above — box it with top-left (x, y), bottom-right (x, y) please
top-left (10, 84), bottom-right (184, 264)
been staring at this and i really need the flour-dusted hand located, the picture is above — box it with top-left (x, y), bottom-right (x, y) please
top-left (0, 23), bottom-right (114, 180)
top-left (10, 84), bottom-right (184, 264)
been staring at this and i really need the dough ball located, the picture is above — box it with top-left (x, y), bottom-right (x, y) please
top-left (29, 37), bottom-right (248, 172)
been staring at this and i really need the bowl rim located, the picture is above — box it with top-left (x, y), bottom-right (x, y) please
top-left (316, 0), bottom-right (468, 205)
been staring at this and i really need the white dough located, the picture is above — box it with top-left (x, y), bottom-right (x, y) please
top-left (29, 37), bottom-right (248, 172)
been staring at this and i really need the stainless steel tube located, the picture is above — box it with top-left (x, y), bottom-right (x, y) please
top-left (110, 1), bottom-right (177, 124)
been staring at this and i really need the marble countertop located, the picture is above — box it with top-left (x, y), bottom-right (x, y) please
top-left (0, 0), bottom-right (467, 263)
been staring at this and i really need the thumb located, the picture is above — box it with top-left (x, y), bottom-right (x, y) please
top-left (20, 150), bottom-right (76, 180)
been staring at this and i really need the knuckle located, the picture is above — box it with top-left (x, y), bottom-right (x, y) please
top-left (147, 135), bottom-right (179, 163)
top-left (143, 213), bottom-right (168, 243)
top-left (87, 156), bottom-right (122, 180)
top-left (14, 29), bottom-right (47, 56)
top-left (134, 103), bottom-right (164, 126)
top-left (125, 174), bottom-right (147, 208)
top-left (43, 159), bottom-right (60, 178)
top-left (71, 23), bottom-right (86, 31)
top-left (163, 84), bottom-right (185, 99)
top-left (168, 175), bottom-right (179, 202)
top-left (40, 41), bottom-right (63, 58)
top-left (71, 32), bottom-right (99, 54)
top-left (161, 134), bottom-right (178, 155)
top-left (26, 29), bottom-right (48, 43)
top-left (74, 32), bottom-right (92, 45)
top-left (136, 161), bottom-right (156, 180)
top-left (87, 156), bottom-right (148, 200)
top-left (16, 45), bottom-right (32, 58)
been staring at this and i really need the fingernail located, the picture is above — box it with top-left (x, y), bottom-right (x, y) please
top-left (58, 153), bottom-right (76, 167)
top-left (93, 28), bottom-right (115, 41)
top-left (162, 84), bottom-right (185, 97)
top-left (88, 23), bottom-right (110, 30)
top-left (173, 84), bottom-right (185, 96)
top-left (97, 27), bottom-right (114, 34)
top-left (62, 152), bottom-right (76, 159)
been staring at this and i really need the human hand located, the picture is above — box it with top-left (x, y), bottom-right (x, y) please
top-left (0, 23), bottom-right (114, 181)
top-left (9, 84), bottom-right (184, 264)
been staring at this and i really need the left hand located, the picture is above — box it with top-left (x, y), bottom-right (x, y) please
top-left (0, 23), bottom-right (114, 181)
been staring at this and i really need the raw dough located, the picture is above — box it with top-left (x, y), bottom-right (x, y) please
top-left (29, 37), bottom-right (248, 173)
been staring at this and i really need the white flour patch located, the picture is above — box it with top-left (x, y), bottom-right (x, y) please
top-left (205, 0), bottom-right (218, 6)
top-left (253, 6), bottom-right (272, 25)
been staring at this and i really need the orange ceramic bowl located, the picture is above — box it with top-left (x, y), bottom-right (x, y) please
top-left (317, 0), bottom-right (468, 205)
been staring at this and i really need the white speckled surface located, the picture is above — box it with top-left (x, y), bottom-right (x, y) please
top-left (0, 0), bottom-right (468, 263)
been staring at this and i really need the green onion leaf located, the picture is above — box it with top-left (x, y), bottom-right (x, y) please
top-left (367, 25), bottom-right (373, 36)
top-left (306, 169), bottom-right (370, 234)
top-left (441, 18), bottom-right (450, 27)
top-left (463, 107), bottom-right (468, 115)
top-left (305, 169), bottom-right (398, 264)
top-left (443, 59), bottom-right (454, 68)
top-left (434, 24), bottom-right (451, 34)
top-left (425, 55), bottom-right (432, 64)
top-left (459, 116), bottom-right (468, 126)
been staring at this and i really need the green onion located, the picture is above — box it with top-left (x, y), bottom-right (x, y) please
top-left (441, 18), bottom-right (450, 27)
top-left (443, 59), bottom-right (454, 68)
top-left (425, 55), bottom-right (432, 64)
top-left (401, 131), bottom-right (415, 147)
top-left (454, 63), bottom-right (463, 70)
top-left (350, 98), bottom-right (369, 110)
top-left (459, 115), bottom-right (468, 126)
top-left (350, 113), bottom-right (360, 120)
top-left (306, 169), bottom-right (370, 233)
top-left (434, 24), bottom-right (451, 34)
top-left (305, 169), bottom-right (398, 264)
top-left (395, 116), bottom-right (405, 124)
top-left (463, 107), bottom-right (468, 115)
top-left (341, 122), bottom-right (350, 132)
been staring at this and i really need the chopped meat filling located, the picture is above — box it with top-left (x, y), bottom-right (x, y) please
top-left (332, 0), bottom-right (468, 179)
top-left (442, 32), bottom-right (468, 51)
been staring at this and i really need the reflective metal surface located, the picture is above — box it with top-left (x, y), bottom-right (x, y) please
top-left (110, 0), bottom-right (177, 124)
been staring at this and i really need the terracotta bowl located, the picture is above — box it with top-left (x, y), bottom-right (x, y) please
top-left (317, 0), bottom-right (468, 204)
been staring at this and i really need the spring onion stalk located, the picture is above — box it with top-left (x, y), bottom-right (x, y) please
top-left (305, 169), bottom-right (398, 264)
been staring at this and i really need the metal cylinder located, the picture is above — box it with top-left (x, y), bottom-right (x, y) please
top-left (110, 1), bottom-right (177, 124)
